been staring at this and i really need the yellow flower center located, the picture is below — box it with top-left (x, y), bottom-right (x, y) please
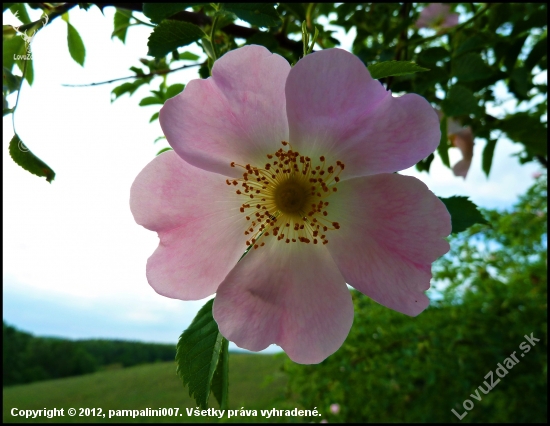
top-left (227, 141), bottom-right (343, 249)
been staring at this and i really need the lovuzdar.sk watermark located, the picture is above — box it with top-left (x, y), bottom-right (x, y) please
top-left (9, 11), bottom-right (49, 61)
top-left (451, 333), bottom-right (540, 420)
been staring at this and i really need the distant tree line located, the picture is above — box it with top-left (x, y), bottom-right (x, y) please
top-left (3, 322), bottom-right (176, 386)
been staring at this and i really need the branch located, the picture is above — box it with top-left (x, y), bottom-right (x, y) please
top-left (61, 63), bottom-right (201, 87)
top-left (16, 3), bottom-right (77, 33)
top-left (93, 3), bottom-right (303, 55)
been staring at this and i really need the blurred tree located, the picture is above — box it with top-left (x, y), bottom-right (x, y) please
top-left (284, 174), bottom-right (547, 423)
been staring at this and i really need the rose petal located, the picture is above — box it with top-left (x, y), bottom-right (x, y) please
top-left (213, 237), bottom-right (353, 364)
top-left (326, 173), bottom-right (451, 316)
top-left (450, 128), bottom-right (474, 178)
top-left (130, 150), bottom-right (248, 300)
top-left (285, 48), bottom-right (440, 179)
top-left (160, 45), bottom-right (290, 178)
top-left (443, 13), bottom-right (459, 28)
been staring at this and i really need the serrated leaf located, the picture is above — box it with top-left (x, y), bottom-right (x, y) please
top-left (67, 22), bottom-right (86, 66)
top-left (9, 134), bottom-right (55, 182)
top-left (367, 61), bottom-right (429, 80)
top-left (452, 53), bottom-right (492, 82)
top-left (156, 147), bottom-right (172, 155)
top-left (143, 3), bottom-right (196, 23)
top-left (166, 83), bottom-right (185, 99)
top-left (139, 96), bottom-right (164, 106)
top-left (439, 196), bottom-right (487, 234)
top-left (438, 115), bottom-right (450, 168)
top-left (112, 9), bottom-right (130, 43)
top-left (223, 3), bottom-right (281, 28)
top-left (149, 112), bottom-right (159, 122)
top-left (482, 139), bottom-right (497, 178)
top-left (147, 20), bottom-right (204, 58)
top-left (442, 85), bottom-right (479, 117)
top-left (176, 299), bottom-right (228, 409)
top-left (211, 336), bottom-right (229, 410)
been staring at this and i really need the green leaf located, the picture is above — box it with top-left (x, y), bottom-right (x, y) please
top-left (67, 22), bottom-right (86, 66)
top-left (143, 3), bottom-right (194, 23)
top-left (441, 85), bottom-right (479, 117)
top-left (454, 34), bottom-right (492, 57)
top-left (149, 112), bottom-right (159, 122)
top-left (525, 36), bottom-right (547, 71)
top-left (223, 3), bottom-right (281, 28)
top-left (201, 37), bottom-right (215, 60)
top-left (3, 66), bottom-right (21, 93)
top-left (482, 139), bottom-right (497, 178)
top-left (111, 82), bottom-right (138, 101)
top-left (9, 134), bottom-right (55, 183)
top-left (415, 153), bottom-right (434, 173)
top-left (156, 147), bottom-right (172, 155)
top-left (498, 112), bottom-right (547, 156)
top-left (9, 3), bottom-right (31, 24)
top-left (452, 53), bottom-right (492, 82)
top-left (176, 299), bottom-right (228, 409)
top-left (178, 51), bottom-right (200, 61)
top-left (147, 20), bottom-right (204, 58)
top-left (139, 96), bottom-right (164, 106)
top-left (439, 196), bottom-right (487, 234)
top-left (166, 83), bottom-right (185, 99)
top-left (211, 336), bottom-right (229, 410)
top-left (367, 61), bottom-right (429, 80)
top-left (438, 116), bottom-right (451, 168)
top-left (112, 9), bottom-right (131, 43)
top-left (3, 33), bottom-right (24, 71)
top-left (416, 47), bottom-right (449, 65)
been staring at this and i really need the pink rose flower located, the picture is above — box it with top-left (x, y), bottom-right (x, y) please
top-left (131, 46), bottom-right (451, 364)
top-left (416, 3), bottom-right (459, 30)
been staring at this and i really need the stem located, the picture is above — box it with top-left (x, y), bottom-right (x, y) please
top-left (61, 63), bottom-right (201, 87)
top-left (209, 14), bottom-right (219, 61)
top-left (11, 58), bottom-right (27, 134)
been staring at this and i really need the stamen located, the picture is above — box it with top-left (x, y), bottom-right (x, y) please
top-left (231, 141), bottom-right (344, 248)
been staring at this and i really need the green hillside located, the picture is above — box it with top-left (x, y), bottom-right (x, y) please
top-left (4, 353), bottom-right (311, 423)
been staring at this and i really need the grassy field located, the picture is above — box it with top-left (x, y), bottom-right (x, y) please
top-left (3, 353), bottom-right (318, 423)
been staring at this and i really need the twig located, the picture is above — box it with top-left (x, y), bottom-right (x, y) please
top-left (61, 63), bottom-right (201, 87)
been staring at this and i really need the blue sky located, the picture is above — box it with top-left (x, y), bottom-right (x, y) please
top-left (2, 5), bottom-right (543, 351)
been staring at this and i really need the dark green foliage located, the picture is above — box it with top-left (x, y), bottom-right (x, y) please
top-left (3, 322), bottom-right (177, 387)
top-left (222, 4), bottom-right (281, 28)
top-left (3, 2), bottom-right (547, 175)
top-left (285, 176), bottom-right (547, 423)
